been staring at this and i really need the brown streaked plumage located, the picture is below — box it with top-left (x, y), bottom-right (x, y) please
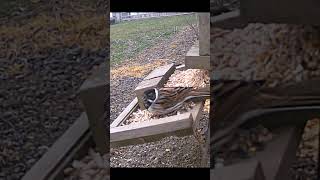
top-left (143, 87), bottom-right (210, 115)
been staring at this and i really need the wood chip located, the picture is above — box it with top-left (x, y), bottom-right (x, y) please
top-left (164, 69), bottom-right (209, 89)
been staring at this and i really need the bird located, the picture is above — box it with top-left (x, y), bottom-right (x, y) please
top-left (142, 87), bottom-right (210, 116)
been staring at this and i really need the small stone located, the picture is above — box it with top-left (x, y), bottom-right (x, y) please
top-left (72, 160), bottom-right (86, 169)
top-left (27, 158), bottom-right (36, 165)
top-left (63, 167), bottom-right (74, 175)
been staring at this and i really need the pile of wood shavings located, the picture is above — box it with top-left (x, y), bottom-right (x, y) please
top-left (165, 69), bottom-right (209, 89)
top-left (122, 102), bottom-right (196, 125)
top-left (64, 149), bottom-right (109, 180)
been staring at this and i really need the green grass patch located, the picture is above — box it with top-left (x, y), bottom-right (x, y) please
top-left (111, 13), bottom-right (197, 65)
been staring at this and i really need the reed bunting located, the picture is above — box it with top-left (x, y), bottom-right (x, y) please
top-left (143, 87), bottom-right (210, 115)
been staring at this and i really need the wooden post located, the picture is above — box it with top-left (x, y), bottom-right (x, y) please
top-left (198, 13), bottom-right (210, 56)
top-left (79, 62), bottom-right (108, 154)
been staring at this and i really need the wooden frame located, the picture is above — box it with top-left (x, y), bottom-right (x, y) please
top-left (211, 10), bottom-right (248, 29)
top-left (22, 113), bottom-right (94, 180)
top-left (110, 99), bottom-right (205, 148)
top-left (79, 62), bottom-right (108, 154)
top-left (198, 13), bottom-right (210, 56)
top-left (185, 41), bottom-right (210, 70)
top-left (211, 125), bottom-right (305, 180)
top-left (211, 160), bottom-right (266, 180)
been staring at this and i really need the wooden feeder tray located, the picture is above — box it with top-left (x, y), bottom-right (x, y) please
top-left (110, 98), bottom-right (205, 148)
top-left (111, 62), bottom-right (208, 148)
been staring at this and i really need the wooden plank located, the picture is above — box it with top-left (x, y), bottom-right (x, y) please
top-left (110, 113), bottom-right (193, 143)
top-left (185, 43), bottom-right (210, 70)
top-left (79, 83), bottom-right (108, 154)
top-left (255, 126), bottom-right (304, 180)
top-left (110, 98), bottom-right (138, 128)
top-left (212, 125), bottom-right (304, 180)
top-left (211, 160), bottom-right (266, 180)
top-left (144, 63), bottom-right (175, 80)
top-left (211, 10), bottom-right (248, 29)
top-left (190, 100), bottom-right (209, 167)
top-left (79, 62), bottom-right (107, 89)
top-left (22, 113), bottom-right (90, 180)
top-left (198, 13), bottom-right (210, 56)
top-left (110, 100), bottom-right (205, 148)
top-left (51, 133), bottom-right (93, 180)
top-left (135, 76), bottom-right (163, 91)
top-left (111, 129), bottom-right (193, 148)
top-left (79, 62), bottom-right (108, 154)
top-left (190, 100), bottom-right (204, 123)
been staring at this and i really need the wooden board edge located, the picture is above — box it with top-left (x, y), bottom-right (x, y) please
top-left (78, 62), bottom-right (107, 92)
top-left (79, 84), bottom-right (108, 154)
top-left (110, 98), bottom-right (139, 128)
top-left (211, 159), bottom-right (266, 180)
top-left (144, 63), bottom-right (175, 80)
top-left (110, 113), bottom-right (193, 143)
top-left (49, 132), bottom-right (94, 180)
top-left (185, 55), bottom-right (210, 70)
top-left (191, 101), bottom-right (205, 123)
top-left (22, 113), bottom-right (90, 180)
top-left (198, 13), bottom-right (210, 56)
top-left (110, 129), bottom-right (193, 148)
top-left (211, 10), bottom-right (248, 29)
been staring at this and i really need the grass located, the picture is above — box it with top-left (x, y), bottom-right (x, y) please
top-left (110, 13), bottom-right (197, 65)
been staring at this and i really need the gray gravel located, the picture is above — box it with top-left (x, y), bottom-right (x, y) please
top-left (110, 26), bottom-right (209, 167)
top-left (0, 46), bottom-right (107, 180)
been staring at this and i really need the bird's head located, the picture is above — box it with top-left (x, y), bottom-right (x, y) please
top-left (142, 88), bottom-right (158, 109)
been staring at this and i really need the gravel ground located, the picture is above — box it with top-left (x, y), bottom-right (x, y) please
top-left (0, 46), bottom-right (107, 180)
top-left (110, 26), bottom-right (210, 167)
